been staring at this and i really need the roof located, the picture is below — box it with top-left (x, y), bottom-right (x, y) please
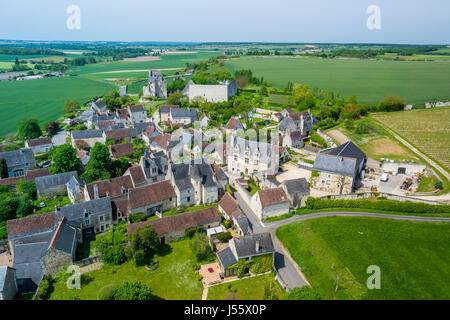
top-left (160, 105), bottom-right (179, 114)
top-left (92, 99), bottom-right (107, 111)
top-left (25, 168), bottom-right (50, 181)
top-left (56, 197), bottom-right (112, 222)
top-left (35, 171), bottom-right (78, 191)
top-left (290, 131), bottom-right (303, 141)
top-left (257, 188), bottom-right (290, 207)
top-left (232, 232), bottom-right (275, 258)
top-left (128, 180), bottom-right (176, 209)
top-left (170, 108), bottom-right (198, 119)
top-left (47, 218), bottom-right (77, 255)
top-left (104, 128), bottom-right (133, 139)
top-left (116, 109), bottom-right (128, 119)
top-left (283, 178), bottom-right (310, 194)
top-left (225, 117), bottom-right (243, 130)
top-left (128, 165), bottom-right (146, 185)
top-left (25, 137), bottom-right (52, 147)
top-left (234, 215), bottom-right (251, 235)
top-left (71, 130), bottom-right (103, 140)
top-left (0, 148), bottom-right (35, 168)
top-left (127, 206), bottom-right (221, 235)
top-left (112, 198), bottom-right (130, 219)
top-left (0, 176), bottom-right (22, 186)
top-left (149, 134), bottom-right (172, 149)
top-left (217, 247), bottom-right (238, 269)
top-left (86, 175), bottom-right (134, 199)
top-left (110, 143), bottom-right (135, 158)
top-left (229, 137), bottom-right (276, 164)
top-left (325, 141), bottom-right (366, 171)
top-left (313, 153), bottom-right (358, 177)
top-left (129, 105), bottom-right (146, 112)
top-left (7, 211), bottom-right (55, 237)
top-left (0, 266), bottom-right (14, 292)
top-left (219, 193), bottom-right (240, 216)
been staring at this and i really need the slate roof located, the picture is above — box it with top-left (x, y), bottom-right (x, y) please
top-left (234, 215), bottom-right (251, 235)
top-left (0, 148), bottom-right (35, 168)
top-left (127, 206), bottom-right (221, 235)
top-left (110, 143), bottom-right (134, 158)
top-left (71, 130), bottom-right (103, 140)
top-left (278, 117), bottom-right (296, 131)
top-left (313, 153), bottom-right (358, 177)
top-left (7, 211), bottom-right (56, 237)
top-left (128, 180), bottom-right (176, 209)
top-left (232, 232), bottom-right (274, 258)
top-left (170, 108), bottom-right (198, 120)
top-left (283, 178), bottom-right (310, 194)
top-left (160, 105), bottom-right (179, 114)
top-left (35, 171), bottom-right (78, 191)
top-left (217, 247), bottom-right (238, 269)
top-left (47, 218), bottom-right (77, 255)
top-left (324, 141), bottom-right (366, 171)
top-left (257, 188), bottom-right (290, 207)
top-left (25, 137), bottom-right (52, 147)
top-left (0, 266), bottom-right (13, 293)
top-left (56, 197), bottom-right (112, 222)
top-left (171, 160), bottom-right (218, 191)
top-left (92, 99), bottom-right (107, 111)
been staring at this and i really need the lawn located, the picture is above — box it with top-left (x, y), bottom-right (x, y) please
top-left (224, 56), bottom-right (450, 104)
top-left (373, 107), bottom-right (450, 173)
top-left (0, 76), bottom-right (116, 137)
top-left (49, 239), bottom-right (204, 300)
top-left (207, 273), bottom-right (285, 300)
top-left (276, 216), bottom-right (450, 300)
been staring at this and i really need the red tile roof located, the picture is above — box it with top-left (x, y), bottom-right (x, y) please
top-left (128, 180), bottom-right (176, 209)
top-left (128, 165), bottom-right (146, 185)
top-left (129, 105), bottom-right (146, 111)
top-left (7, 211), bottom-right (56, 236)
top-left (104, 128), bottom-right (132, 139)
top-left (127, 206), bottom-right (221, 235)
top-left (258, 188), bottom-right (290, 207)
top-left (110, 143), bottom-right (135, 158)
top-left (219, 193), bottom-right (240, 216)
top-left (86, 175), bottom-right (134, 199)
top-left (0, 176), bottom-right (22, 186)
top-left (25, 137), bottom-right (52, 147)
top-left (225, 117), bottom-right (240, 130)
top-left (149, 134), bottom-right (172, 148)
top-left (25, 168), bottom-right (50, 181)
top-left (116, 109), bottom-right (128, 119)
top-left (112, 198), bottom-right (130, 218)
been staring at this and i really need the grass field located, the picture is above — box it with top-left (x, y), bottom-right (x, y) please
top-left (49, 239), bottom-right (203, 300)
top-left (0, 76), bottom-right (116, 137)
top-left (373, 107), bottom-right (450, 173)
top-left (224, 56), bottom-right (450, 104)
top-left (276, 216), bottom-right (450, 300)
top-left (207, 273), bottom-right (285, 300)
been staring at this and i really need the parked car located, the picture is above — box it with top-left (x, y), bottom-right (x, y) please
top-left (380, 173), bottom-right (389, 182)
top-left (39, 202), bottom-right (46, 208)
top-left (42, 161), bottom-right (51, 168)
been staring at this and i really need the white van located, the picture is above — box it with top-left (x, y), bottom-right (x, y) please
top-left (380, 173), bottom-right (389, 182)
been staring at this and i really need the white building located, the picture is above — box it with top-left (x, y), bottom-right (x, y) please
top-left (182, 80), bottom-right (237, 103)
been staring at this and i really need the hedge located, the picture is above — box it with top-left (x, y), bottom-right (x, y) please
top-left (305, 197), bottom-right (450, 214)
top-left (97, 284), bottom-right (118, 300)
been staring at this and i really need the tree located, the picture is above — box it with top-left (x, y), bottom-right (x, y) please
top-left (166, 91), bottom-right (186, 106)
top-left (17, 118), bottom-right (42, 141)
top-left (50, 144), bottom-right (81, 174)
top-left (45, 122), bottom-right (60, 135)
top-left (16, 179), bottom-right (37, 199)
top-left (102, 245), bottom-right (127, 265)
top-left (189, 231), bottom-right (212, 262)
top-left (82, 143), bottom-right (113, 183)
top-left (113, 281), bottom-right (159, 300)
top-left (378, 95), bottom-right (406, 112)
top-left (111, 158), bottom-right (131, 177)
top-left (0, 158), bottom-right (8, 179)
top-left (63, 99), bottom-right (80, 114)
top-left (16, 194), bottom-right (33, 216)
top-left (130, 225), bottom-right (160, 259)
top-left (435, 181), bottom-right (443, 190)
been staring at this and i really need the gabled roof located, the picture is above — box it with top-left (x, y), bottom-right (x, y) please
top-left (116, 109), bottom-right (128, 119)
top-left (104, 128), bottom-right (133, 139)
top-left (290, 131), bottom-right (303, 141)
top-left (128, 165), bottom-right (146, 185)
top-left (25, 168), bottom-right (50, 181)
top-left (283, 178), bottom-right (310, 194)
top-left (324, 141), bottom-right (366, 171)
top-left (128, 180), bottom-right (176, 209)
top-left (232, 232), bottom-right (274, 258)
top-left (313, 153), bottom-right (358, 177)
top-left (86, 175), bottom-right (134, 199)
top-left (127, 206), bottom-right (221, 235)
top-left (71, 130), bottom-right (103, 140)
top-left (35, 171), bottom-right (78, 191)
top-left (217, 247), bottom-right (238, 269)
top-left (7, 211), bottom-right (56, 237)
top-left (160, 105), bottom-right (179, 114)
top-left (47, 218), bottom-right (78, 255)
top-left (56, 197), bottom-right (112, 222)
top-left (128, 105), bottom-right (146, 112)
top-left (170, 108), bottom-right (198, 119)
top-left (225, 117), bottom-right (243, 130)
top-left (149, 134), bottom-right (172, 149)
top-left (234, 215), bottom-right (251, 235)
top-left (25, 137), bottom-right (52, 147)
top-left (110, 143), bottom-right (134, 158)
top-left (257, 188), bottom-right (290, 207)
top-left (112, 198), bottom-right (130, 219)
top-left (219, 193), bottom-right (240, 216)
top-left (0, 148), bottom-right (35, 168)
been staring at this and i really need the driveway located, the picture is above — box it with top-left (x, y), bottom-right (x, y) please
top-left (52, 129), bottom-right (67, 147)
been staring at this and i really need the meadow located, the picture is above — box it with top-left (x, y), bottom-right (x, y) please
top-left (276, 216), bottom-right (450, 300)
top-left (373, 107), bottom-right (450, 173)
top-left (224, 56), bottom-right (450, 104)
top-left (0, 76), bottom-right (116, 137)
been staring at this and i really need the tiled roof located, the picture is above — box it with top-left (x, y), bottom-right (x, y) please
top-left (104, 128), bottom-right (132, 139)
top-left (112, 198), bottom-right (130, 218)
top-left (128, 165), bottom-right (146, 185)
top-left (25, 137), bottom-right (52, 147)
top-left (86, 175), bottom-right (134, 199)
top-left (127, 206), bottom-right (221, 235)
top-left (219, 193), bottom-right (240, 216)
top-left (225, 117), bottom-right (242, 130)
top-left (7, 211), bottom-right (56, 236)
top-left (110, 143), bottom-right (135, 158)
top-left (149, 134), bottom-right (172, 148)
top-left (25, 168), bottom-right (50, 181)
top-left (116, 109), bottom-right (128, 119)
top-left (257, 188), bottom-right (290, 207)
top-left (129, 105), bottom-right (146, 112)
top-left (128, 180), bottom-right (176, 209)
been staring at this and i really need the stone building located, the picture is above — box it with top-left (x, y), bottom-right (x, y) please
top-left (71, 130), bottom-right (105, 149)
top-left (24, 138), bottom-right (53, 155)
top-left (0, 267), bottom-right (17, 300)
top-left (128, 180), bottom-right (177, 217)
top-left (182, 80), bottom-right (237, 103)
top-left (35, 171), bottom-right (78, 198)
top-left (281, 178), bottom-right (310, 208)
top-left (143, 70), bottom-right (167, 98)
top-left (252, 188), bottom-right (290, 220)
top-left (0, 148), bottom-right (36, 178)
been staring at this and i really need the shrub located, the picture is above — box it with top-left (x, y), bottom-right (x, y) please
top-left (217, 231), bottom-right (232, 242)
top-left (102, 245), bottom-right (127, 265)
top-left (114, 281), bottom-right (159, 300)
top-left (134, 249), bottom-right (147, 267)
top-left (129, 213), bottom-right (146, 223)
top-left (435, 181), bottom-right (443, 190)
top-left (222, 220), bottom-right (232, 229)
top-left (186, 226), bottom-right (204, 238)
top-left (97, 284), bottom-right (118, 300)
top-left (34, 276), bottom-right (53, 300)
top-left (284, 287), bottom-right (321, 300)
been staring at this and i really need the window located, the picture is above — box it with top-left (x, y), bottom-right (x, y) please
top-left (152, 176), bottom-right (157, 182)
top-left (152, 168), bottom-right (157, 174)
top-left (187, 196), bottom-right (191, 202)
top-left (99, 215), bottom-right (104, 222)
top-left (85, 219), bottom-right (90, 226)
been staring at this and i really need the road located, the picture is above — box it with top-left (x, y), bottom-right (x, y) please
top-left (234, 192), bottom-right (450, 292)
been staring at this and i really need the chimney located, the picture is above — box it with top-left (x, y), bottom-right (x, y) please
top-left (93, 184), bottom-right (99, 200)
top-left (255, 241), bottom-right (260, 253)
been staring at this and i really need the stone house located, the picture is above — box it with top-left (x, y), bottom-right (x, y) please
top-left (283, 131), bottom-right (304, 149)
top-left (216, 232), bottom-right (274, 278)
top-left (169, 108), bottom-right (198, 126)
top-left (224, 117), bottom-right (244, 135)
top-left (128, 180), bottom-right (177, 217)
top-left (127, 206), bottom-right (221, 244)
top-left (160, 105), bottom-right (179, 123)
top-left (127, 105), bottom-right (147, 124)
top-left (124, 165), bottom-right (147, 187)
top-left (66, 175), bottom-right (85, 204)
top-left (0, 148), bottom-right (36, 178)
top-left (0, 267), bottom-right (17, 300)
top-left (84, 175), bottom-right (134, 201)
top-left (218, 193), bottom-right (252, 236)
top-left (281, 178), bottom-right (310, 208)
top-left (71, 130), bottom-right (105, 149)
top-left (143, 70), bottom-right (167, 99)
top-left (139, 149), bottom-right (169, 184)
top-left (109, 142), bottom-right (135, 160)
top-left (91, 98), bottom-right (107, 113)
top-left (103, 128), bottom-right (136, 145)
top-left (252, 187), bottom-right (290, 220)
top-left (24, 138), bottom-right (53, 155)
top-left (279, 146), bottom-right (290, 164)
top-left (35, 171), bottom-right (78, 198)
top-left (182, 80), bottom-right (237, 103)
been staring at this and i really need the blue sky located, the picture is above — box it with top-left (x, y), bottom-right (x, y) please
top-left (0, 0), bottom-right (449, 44)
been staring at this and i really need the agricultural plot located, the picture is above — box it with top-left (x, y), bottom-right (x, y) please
top-left (224, 56), bottom-right (450, 104)
top-left (276, 216), bottom-right (450, 300)
top-left (374, 108), bottom-right (450, 173)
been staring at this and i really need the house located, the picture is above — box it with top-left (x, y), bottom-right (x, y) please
top-left (148, 133), bottom-right (180, 157)
top-left (281, 178), bottom-right (310, 208)
top-left (128, 180), bottom-right (177, 217)
top-left (224, 117), bottom-right (244, 134)
top-left (211, 162), bottom-right (229, 197)
top-left (71, 130), bottom-right (105, 149)
top-left (182, 80), bottom-right (237, 103)
top-left (278, 117), bottom-right (297, 137)
top-left (97, 120), bottom-right (124, 131)
top-left (86, 114), bottom-right (116, 129)
top-left (169, 160), bottom-right (219, 207)
top-left (143, 70), bottom-right (167, 99)
top-left (252, 188), bottom-right (290, 220)
top-left (200, 113), bottom-right (210, 128)
top-left (109, 143), bottom-right (135, 159)
top-left (127, 105), bottom-right (147, 124)
top-left (280, 108), bottom-right (315, 137)
top-left (216, 233), bottom-right (274, 278)
top-left (283, 131), bottom-right (304, 149)
top-left (35, 171), bottom-right (78, 198)
top-left (91, 98), bottom-right (107, 113)
top-left (227, 136), bottom-right (279, 176)
top-left (218, 193), bottom-right (252, 236)
top-left (84, 175), bottom-right (134, 201)
top-left (0, 168), bottom-right (50, 190)
top-left (115, 109), bottom-right (129, 124)
top-left (160, 105), bottom-right (179, 123)
top-left (135, 122), bottom-right (157, 138)
top-left (0, 267), bottom-right (17, 300)
top-left (103, 128), bottom-right (136, 145)
top-left (124, 165), bottom-right (147, 187)
top-left (139, 149), bottom-right (169, 184)
top-left (169, 108), bottom-right (198, 126)
top-left (112, 198), bottom-right (129, 223)
top-left (24, 138), bottom-right (53, 155)
top-left (271, 112), bottom-right (283, 122)
top-left (56, 197), bottom-right (113, 234)
top-left (127, 206), bottom-right (221, 244)
top-left (312, 141), bottom-right (366, 194)
top-left (0, 149), bottom-right (36, 178)
top-left (279, 146), bottom-right (290, 164)
top-left (66, 175), bottom-right (85, 204)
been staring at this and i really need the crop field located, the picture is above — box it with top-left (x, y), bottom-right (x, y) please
top-left (224, 56), bottom-right (450, 104)
top-left (373, 107), bottom-right (450, 172)
top-left (276, 216), bottom-right (450, 300)
top-left (0, 76), bottom-right (116, 137)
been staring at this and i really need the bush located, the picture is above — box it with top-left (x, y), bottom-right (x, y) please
top-left (222, 220), bottom-right (232, 229)
top-left (102, 245), bottom-right (127, 265)
top-left (34, 276), bottom-right (53, 300)
top-left (186, 226), bottom-right (204, 238)
top-left (129, 213), bottom-right (146, 223)
top-left (435, 181), bottom-right (443, 190)
top-left (134, 249), bottom-right (147, 267)
top-left (113, 281), bottom-right (159, 300)
top-left (97, 284), bottom-right (118, 300)
top-left (217, 231), bottom-right (232, 242)
top-left (284, 287), bottom-right (321, 300)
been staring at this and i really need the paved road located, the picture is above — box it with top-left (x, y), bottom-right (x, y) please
top-left (234, 192), bottom-right (450, 291)
top-left (51, 129), bottom-right (67, 147)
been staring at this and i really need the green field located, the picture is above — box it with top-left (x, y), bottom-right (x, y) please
top-left (0, 76), bottom-right (116, 137)
top-left (224, 56), bottom-right (450, 104)
top-left (276, 217), bottom-right (450, 300)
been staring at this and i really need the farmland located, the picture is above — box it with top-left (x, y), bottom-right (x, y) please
top-left (0, 76), bottom-right (116, 137)
top-left (373, 107), bottom-right (450, 173)
top-left (276, 216), bottom-right (450, 300)
top-left (224, 56), bottom-right (450, 104)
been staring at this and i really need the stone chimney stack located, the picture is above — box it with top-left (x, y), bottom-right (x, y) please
top-left (93, 184), bottom-right (99, 200)
top-left (255, 241), bottom-right (260, 253)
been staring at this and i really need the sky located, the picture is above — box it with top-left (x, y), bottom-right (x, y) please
top-left (0, 0), bottom-right (449, 44)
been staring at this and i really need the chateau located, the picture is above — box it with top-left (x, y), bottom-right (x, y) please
top-left (143, 70), bottom-right (167, 98)
top-left (182, 79), bottom-right (237, 103)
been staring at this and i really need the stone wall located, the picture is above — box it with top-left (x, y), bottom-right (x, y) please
top-left (320, 192), bottom-right (443, 205)
top-left (0, 267), bottom-right (17, 300)
top-left (41, 248), bottom-right (73, 276)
